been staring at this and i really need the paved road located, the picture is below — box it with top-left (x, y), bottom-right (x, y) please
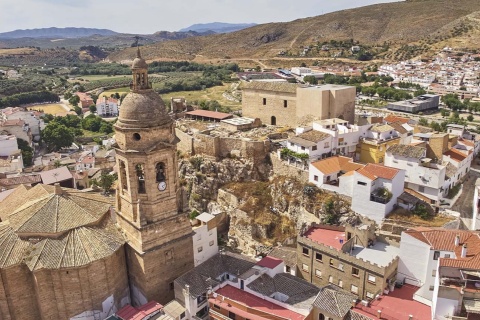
top-left (451, 165), bottom-right (480, 228)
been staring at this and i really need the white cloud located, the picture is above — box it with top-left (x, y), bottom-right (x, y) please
top-left (0, 0), bottom-right (403, 34)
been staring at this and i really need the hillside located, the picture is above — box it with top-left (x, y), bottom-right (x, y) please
top-left (108, 0), bottom-right (480, 63)
top-left (179, 22), bottom-right (257, 34)
top-left (0, 27), bottom-right (118, 39)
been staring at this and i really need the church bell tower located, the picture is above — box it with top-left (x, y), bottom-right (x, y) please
top-left (114, 48), bottom-right (194, 305)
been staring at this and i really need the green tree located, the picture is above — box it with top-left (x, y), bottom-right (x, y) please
top-left (303, 75), bottom-right (318, 85)
top-left (92, 171), bottom-right (117, 194)
top-left (17, 138), bottom-right (33, 167)
top-left (418, 118), bottom-right (429, 126)
top-left (89, 105), bottom-right (97, 113)
top-left (69, 95), bottom-right (80, 107)
top-left (41, 122), bottom-right (75, 151)
top-left (467, 114), bottom-right (474, 122)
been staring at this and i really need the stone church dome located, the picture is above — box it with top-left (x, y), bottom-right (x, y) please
top-left (117, 90), bottom-right (171, 129)
top-left (132, 47), bottom-right (148, 69)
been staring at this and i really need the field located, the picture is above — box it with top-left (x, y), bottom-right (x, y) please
top-left (28, 103), bottom-right (69, 115)
top-left (70, 75), bottom-right (130, 82)
top-left (100, 83), bottom-right (241, 110)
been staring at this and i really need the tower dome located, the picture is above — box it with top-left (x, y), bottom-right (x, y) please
top-left (116, 49), bottom-right (171, 129)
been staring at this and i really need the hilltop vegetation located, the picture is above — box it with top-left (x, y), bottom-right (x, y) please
top-left (108, 0), bottom-right (480, 62)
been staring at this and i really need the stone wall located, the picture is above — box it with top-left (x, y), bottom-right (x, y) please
top-left (270, 152), bottom-right (309, 182)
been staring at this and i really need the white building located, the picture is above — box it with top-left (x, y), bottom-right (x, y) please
top-left (398, 228), bottom-right (480, 320)
top-left (384, 144), bottom-right (451, 205)
top-left (192, 213), bottom-right (218, 267)
top-left (0, 135), bottom-right (20, 157)
top-left (75, 154), bottom-right (95, 172)
top-left (96, 97), bottom-right (119, 117)
top-left (1, 108), bottom-right (45, 141)
top-left (312, 118), bottom-right (370, 158)
top-left (285, 129), bottom-right (333, 162)
top-left (351, 163), bottom-right (405, 224)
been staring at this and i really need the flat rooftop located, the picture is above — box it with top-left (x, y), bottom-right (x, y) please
top-left (350, 242), bottom-right (399, 267)
top-left (354, 284), bottom-right (431, 320)
top-left (303, 227), bottom-right (345, 250)
top-left (214, 285), bottom-right (305, 320)
top-left (221, 117), bottom-right (255, 126)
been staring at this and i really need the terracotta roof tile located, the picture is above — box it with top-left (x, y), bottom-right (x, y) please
top-left (310, 156), bottom-right (364, 175)
top-left (387, 144), bottom-right (425, 159)
top-left (444, 148), bottom-right (468, 162)
top-left (384, 115), bottom-right (410, 125)
top-left (357, 163), bottom-right (400, 181)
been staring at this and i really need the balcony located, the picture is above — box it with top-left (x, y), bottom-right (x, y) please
top-left (370, 188), bottom-right (392, 204)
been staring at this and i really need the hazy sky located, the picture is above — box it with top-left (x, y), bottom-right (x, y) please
top-left (0, 0), bottom-right (402, 34)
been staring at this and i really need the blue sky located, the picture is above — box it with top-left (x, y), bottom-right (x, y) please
top-left (0, 0), bottom-right (402, 34)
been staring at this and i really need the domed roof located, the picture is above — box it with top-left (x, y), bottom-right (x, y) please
top-left (132, 47), bottom-right (148, 69)
top-left (116, 90), bottom-right (171, 129)
top-left (0, 184), bottom-right (125, 271)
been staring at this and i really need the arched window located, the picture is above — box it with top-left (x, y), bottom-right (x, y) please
top-left (135, 164), bottom-right (146, 194)
top-left (156, 163), bottom-right (166, 183)
top-left (319, 314), bottom-right (325, 320)
top-left (120, 161), bottom-right (128, 191)
top-left (271, 116), bottom-right (277, 125)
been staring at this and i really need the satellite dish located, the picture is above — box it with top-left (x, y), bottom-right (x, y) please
top-left (213, 293), bottom-right (218, 298)
top-left (207, 289), bottom-right (212, 294)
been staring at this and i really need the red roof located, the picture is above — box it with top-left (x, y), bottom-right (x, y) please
top-left (444, 148), bottom-right (468, 162)
top-left (214, 285), bottom-right (305, 320)
top-left (186, 110), bottom-right (232, 120)
top-left (257, 256), bottom-right (283, 269)
top-left (303, 226), bottom-right (345, 250)
top-left (353, 284), bottom-right (431, 320)
top-left (117, 301), bottom-right (163, 320)
top-left (384, 115), bottom-right (410, 125)
top-left (357, 163), bottom-right (400, 181)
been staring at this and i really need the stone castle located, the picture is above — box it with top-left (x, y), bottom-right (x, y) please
top-left (0, 49), bottom-right (194, 320)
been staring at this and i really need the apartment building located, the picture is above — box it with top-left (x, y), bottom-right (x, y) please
top-left (356, 123), bottom-right (401, 164)
top-left (297, 223), bottom-right (399, 301)
top-left (191, 212), bottom-right (219, 266)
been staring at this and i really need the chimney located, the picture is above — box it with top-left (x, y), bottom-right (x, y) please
top-left (352, 299), bottom-right (357, 308)
top-left (54, 183), bottom-right (63, 195)
top-left (409, 315), bottom-right (413, 320)
top-left (461, 244), bottom-right (468, 258)
top-left (377, 310), bottom-right (382, 319)
top-left (455, 235), bottom-right (460, 246)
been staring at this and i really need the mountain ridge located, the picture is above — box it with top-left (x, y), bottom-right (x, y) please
top-left (0, 27), bottom-right (118, 39)
top-left (179, 22), bottom-right (257, 34)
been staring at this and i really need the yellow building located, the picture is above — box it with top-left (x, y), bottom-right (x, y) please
top-left (356, 137), bottom-right (402, 163)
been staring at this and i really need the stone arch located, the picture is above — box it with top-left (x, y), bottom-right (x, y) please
top-left (156, 162), bottom-right (166, 183)
top-left (271, 116), bottom-right (277, 125)
top-left (135, 164), bottom-right (146, 194)
top-left (119, 161), bottom-right (128, 191)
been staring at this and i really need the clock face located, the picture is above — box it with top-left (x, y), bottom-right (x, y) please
top-left (158, 181), bottom-right (167, 191)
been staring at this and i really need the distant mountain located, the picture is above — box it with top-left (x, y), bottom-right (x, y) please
top-left (179, 22), bottom-right (257, 34)
top-left (0, 27), bottom-right (118, 39)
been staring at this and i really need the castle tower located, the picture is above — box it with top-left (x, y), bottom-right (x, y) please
top-left (114, 49), bottom-right (194, 305)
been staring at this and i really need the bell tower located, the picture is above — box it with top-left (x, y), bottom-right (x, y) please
top-left (114, 49), bottom-right (194, 305)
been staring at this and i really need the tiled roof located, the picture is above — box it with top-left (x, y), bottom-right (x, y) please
top-left (297, 130), bottom-right (331, 143)
top-left (310, 156), bottom-right (364, 175)
top-left (39, 166), bottom-right (73, 184)
top-left (386, 144), bottom-right (425, 159)
top-left (444, 148), bottom-right (468, 162)
top-left (384, 115), bottom-right (410, 125)
top-left (0, 174), bottom-right (41, 187)
top-left (174, 252), bottom-right (256, 298)
top-left (370, 124), bottom-right (394, 133)
top-left (357, 163), bottom-right (400, 181)
top-left (0, 184), bottom-right (124, 271)
top-left (243, 81), bottom-right (299, 93)
top-left (388, 121), bottom-right (408, 134)
top-left (345, 310), bottom-right (374, 320)
top-left (7, 185), bottom-right (112, 235)
top-left (185, 110), bottom-right (232, 120)
top-left (256, 256), bottom-right (283, 269)
top-left (268, 246), bottom-right (297, 267)
top-left (247, 273), bottom-right (320, 310)
top-left (313, 286), bottom-right (356, 318)
top-left (405, 228), bottom-right (475, 251)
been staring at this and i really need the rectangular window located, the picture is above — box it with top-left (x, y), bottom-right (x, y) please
top-left (169, 282), bottom-right (174, 290)
top-left (314, 175), bottom-right (319, 182)
top-left (197, 246), bottom-right (203, 253)
top-left (209, 240), bottom-right (215, 246)
top-left (301, 146), bottom-right (305, 151)
top-left (180, 312), bottom-right (186, 319)
top-left (366, 292), bottom-right (374, 299)
top-left (213, 304), bottom-right (221, 310)
top-left (352, 267), bottom-right (359, 277)
top-left (290, 142), bottom-right (295, 147)
top-left (429, 286), bottom-right (434, 291)
top-left (338, 279), bottom-right (343, 288)
top-left (329, 258), bottom-right (334, 266)
top-left (303, 247), bottom-right (309, 256)
top-left (315, 269), bottom-right (322, 278)
top-left (368, 274), bottom-right (376, 284)
top-left (286, 265), bottom-right (291, 273)
top-left (338, 263), bottom-right (344, 271)
top-left (262, 98), bottom-right (266, 106)
top-left (328, 275), bottom-right (333, 283)
top-left (432, 269), bottom-right (436, 277)
top-left (229, 311), bottom-right (236, 320)
top-left (445, 254), bottom-right (451, 258)
top-left (351, 285), bottom-right (358, 294)
top-left (419, 186), bottom-right (425, 193)
top-left (434, 251), bottom-right (440, 260)
top-left (357, 181), bottom-right (367, 186)
top-left (302, 263), bottom-right (309, 272)
top-left (315, 252), bottom-right (322, 261)
top-left (312, 146), bottom-right (317, 151)
top-left (324, 142), bottom-right (330, 148)
top-left (284, 100), bottom-right (288, 108)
